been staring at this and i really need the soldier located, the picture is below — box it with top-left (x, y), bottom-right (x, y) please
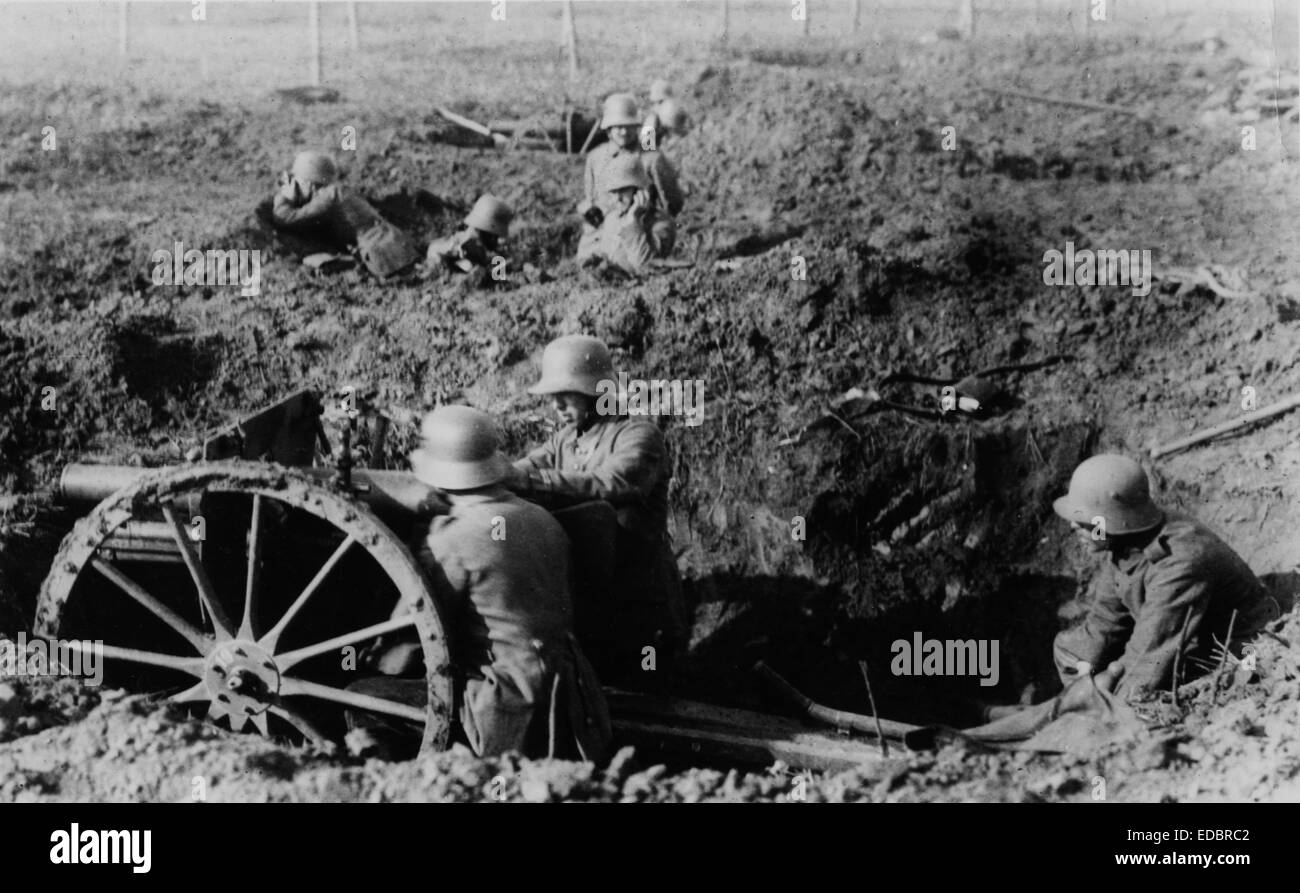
top-left (349, 406), bottom-right (611, 761)
top-left (579, 93), bottom-right (684, 261)
top-left (270, 150), bottom-right (419, 279)
top-left (425, 194), bottom-right (512, 282)
top-left (1051, 454), bottom-right (1279, 700)
top-left (505, 335), bottom-right (689, 687)
top-left (576, 156), bottom-right (658, 276)
top-left (641, 98), bottom-right (689, 149)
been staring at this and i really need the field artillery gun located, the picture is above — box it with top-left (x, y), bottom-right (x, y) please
top-left (35, 391), bottom-right (904, 770)
top-left (35, 390), bottom-right (496, 754)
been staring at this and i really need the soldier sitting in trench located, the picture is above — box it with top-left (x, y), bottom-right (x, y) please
top-left (1049, 454), bottom-right (1279, 700)
top-left (503, 334), bottom-right (689, 688)
top-left (268, 150), bottom-right (419, 279)
top-left (576, 158), bottom-right (662, 276)
top-left (345, 406), bottom-right (611, 761)
top-left (577, 93), bottom-right (684, 269)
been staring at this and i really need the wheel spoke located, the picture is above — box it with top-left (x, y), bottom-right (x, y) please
top-left (275, 614), bottom-right (417, 673)
top-left (258, 534), bottom-right (356, 653)
top-left (91, 559), bottom-right (213, 656)
top-left (168, 681), bottom-right (210, 704)
top-left (78, 641), bottom-right (205, 677)
top-left (250, 712), bottom-right (270, 737)
top-left (239, 494), bottom-right (264, 640)
top-left (279, 677), bottom-right (426, 723)
top-left (268, 704), bottom-right (333, 747)
top-left (162, 503), bottom-right (234, 640)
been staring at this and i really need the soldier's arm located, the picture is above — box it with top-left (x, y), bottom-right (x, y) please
top-left (426, 235), bottom-right (456, 265)
top-left (650, 153), bottom-right (685, 217)
top-left (271, 184), bottom-right (339, 228)
top-left (513, 433), bottom-right (561, 473)
top-left (518, 422), bottom-right (662, 506)
top-left (1112, 566), bottom-right (1213, 698)
top-left (418, 524), bottom-right (471, 616)
top-left (1062, 571), bottom-right (1132, 675)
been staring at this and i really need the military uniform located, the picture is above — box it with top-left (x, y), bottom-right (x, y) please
top-left (271, 183), bottom-right (384, 251)
top-left (427, 227), bottom-right (495, 274)
top-left (577, 203), bottom-right (658, 275)
top-left (1053, 513), bottom-right (1278, 699)
top-left (513, 415), bottom-right (687, 683)
top-left (418, 486), bottom-right (610, 759)
top-left (580, 141), bottom-right (683, 259)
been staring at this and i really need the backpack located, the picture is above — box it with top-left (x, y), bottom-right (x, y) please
top-left (357, 219), bottom-right (420, 280)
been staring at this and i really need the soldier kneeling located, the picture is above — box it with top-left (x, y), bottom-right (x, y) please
top-left (346, 406), bottom-right (610, 761)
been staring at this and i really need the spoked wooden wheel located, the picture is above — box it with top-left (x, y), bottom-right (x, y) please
top-left (35, 463), bottom-right (453, 753)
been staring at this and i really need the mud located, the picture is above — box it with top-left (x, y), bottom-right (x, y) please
top-left (1, 5), bottom-right (1299, 801)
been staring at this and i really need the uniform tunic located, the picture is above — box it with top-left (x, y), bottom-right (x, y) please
top-left (1053, 513), bottom-right (1278, 699)
top-left (513, 416), bottom-right (687, 682)
top-left (419, 487), bottom-right (610, 759)
top-left (270, 183), bottom-right (384, 251)
top-left (580, 142), bottom-right (683, 260)
top-left (576, 203), bottom-right (657, 274)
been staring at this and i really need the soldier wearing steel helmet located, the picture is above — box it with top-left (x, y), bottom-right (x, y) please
top-left (348, 405), bottom-right (611, 761)
top-left (578, 93), bottom-right (684, 263)
top-left (271, 150), bottom-right (384, 249)
top-left (1051, 454), bottom-right (1278, 700)
top-left (505, 335), bottom-right (689, 687)
top-left (576, 155), bottom-right (658, 275)
top-left (642, 98), bottom-right (690, 148)
top-left (426, 194), bottom-right (513, 281)
top-left (270, 150), bottom-right (420, 279)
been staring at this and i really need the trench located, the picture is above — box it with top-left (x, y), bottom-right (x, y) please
top-left (674, 417), bottom-right (1101, 732)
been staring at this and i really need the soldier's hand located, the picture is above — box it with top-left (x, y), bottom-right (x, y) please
top-left (277, 169), bottom-right (291, 188)
top-left (1094, 662), bottom-right (1124, 693)
top-left (279, 177), bottom-right (301, 202)
top-left (632, 189), bottom-right (650, 211)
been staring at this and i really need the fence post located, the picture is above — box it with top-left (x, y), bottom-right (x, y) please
top-left (563, 0), bottom-right (580, 83)
top-left (347, 1), bottom-right (359, 52)
top-left (852, 0), bottom-right (861, 33)
top-left (721, 0), bottom-right (730, 44)
top-left (959, 0), bottom-right (975, 39)
top-left (309, 1), bottom-right (321, 86)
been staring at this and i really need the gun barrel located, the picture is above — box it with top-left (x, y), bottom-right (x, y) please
top-left (59, 463), bottom-right (439, 517)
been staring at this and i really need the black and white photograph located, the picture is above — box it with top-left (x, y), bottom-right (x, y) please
top-left (0, 0), bottom-right (1297, 864)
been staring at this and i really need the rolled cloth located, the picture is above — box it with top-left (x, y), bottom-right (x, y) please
top-left (905, 676), bottom-right (1148, 756)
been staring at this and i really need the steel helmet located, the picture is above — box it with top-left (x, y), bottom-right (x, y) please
top-left (527, 335), bottom-right (615, 397)
top-left (649, 79), bottom-right (673, 103)
top-left (408, 405), bottom-right (511, 490)
top-left (291, 151), bottom-right (338, 186)
top-left (601, 93), bottom-right (641, 129)
top-left (656, 99), bottom-right (688, 133)
top-left (604, 153), bottom-right (649, 193)
top-left (1052, 454), bottom-right (1165, 535)
top-left (464, 194), bottom-right (513, 238)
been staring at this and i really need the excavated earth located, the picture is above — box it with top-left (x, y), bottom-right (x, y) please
top-left (1, 5), bottom-right (1299, 801)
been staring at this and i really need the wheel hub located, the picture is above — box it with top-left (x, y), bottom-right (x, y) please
top-left (204, 641), bottom-right (279, 717)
